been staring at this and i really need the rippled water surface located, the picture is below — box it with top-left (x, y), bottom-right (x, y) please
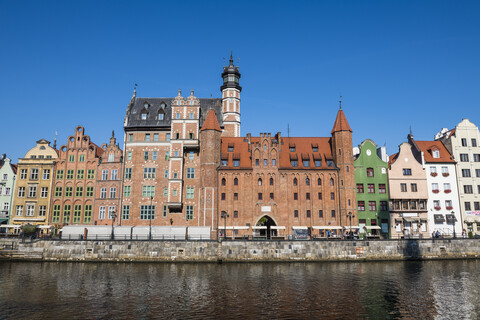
top-left (1, 260), bottom-right (480, 319)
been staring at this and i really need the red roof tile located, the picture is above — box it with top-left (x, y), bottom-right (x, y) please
top-left (331, 109), bottom-right (352, 134)
top-left (200, 109), bottom-right (222, 132)
top-left (415, 140), bottom-right (455, 163)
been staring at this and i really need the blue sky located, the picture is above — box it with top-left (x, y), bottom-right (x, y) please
top-left (1, 1), bottom-right (479, 162)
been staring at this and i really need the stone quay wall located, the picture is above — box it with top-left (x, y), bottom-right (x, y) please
top-left (1, 238), bottom-right (480, 262)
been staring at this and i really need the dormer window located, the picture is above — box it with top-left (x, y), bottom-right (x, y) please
top-left (157, 110), bottom-right (165, 120)
top-left (311, 143), bottom-right (318, 152)
top-left (432, 150), bottom-right (440, 158)
top-left (161, 102), bottom-right (166, 108)
top-left (144, 103), bottom-right (149, 109)
top-left (289, 144), bottom-right (296, 152)
top-left (228, 144), bottom-right (234, 152)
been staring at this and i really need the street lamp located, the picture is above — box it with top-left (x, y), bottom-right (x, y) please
top-left (149, 196), bottom-right (153, 240)
top-left (451, 210), bottom-right (456, 239)
top-left (221, 211), bottom-right (229, 240)
top-left (110, 210), bottom-right (117, 240)
top-left (346, 211), bottom-right (354, 239)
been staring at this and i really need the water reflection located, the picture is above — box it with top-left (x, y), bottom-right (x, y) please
top-left (0, 261), bottom-right (479, 319)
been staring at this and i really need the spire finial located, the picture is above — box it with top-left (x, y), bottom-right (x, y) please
top-left (53, 131), bottom-right (57, 149)
top-left (190, 89), bottom-right (194, 96)
top-left (177, 89), bottom-right (182, 97)
top-left (111, 130), bottom-right (115, 138)
top-left (229, 51), bottom-right (234, 66)
top-left (133, 83), bottom-right (137, 97)
top-left (339, 95), bottom-right (342, 109)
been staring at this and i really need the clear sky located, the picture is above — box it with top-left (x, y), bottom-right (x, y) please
top-left (1, 0), bottom-right (479, 162)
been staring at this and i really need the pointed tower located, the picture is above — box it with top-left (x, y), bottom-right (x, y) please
top-left (331, 101), bottom-right (357, 228)
top-left (199, 109), bottom-right (222, 236)
top-left (221, 52), bottom-right (242, 137)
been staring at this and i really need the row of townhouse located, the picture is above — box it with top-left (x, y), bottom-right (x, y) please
top-left (1, 56), bottom-right (479, 239)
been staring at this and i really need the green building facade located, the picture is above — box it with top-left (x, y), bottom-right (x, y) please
top-left (354, 140), bottom-right (390, 239)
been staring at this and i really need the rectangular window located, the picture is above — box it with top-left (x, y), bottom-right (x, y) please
top-left (20, 169), bottom-right (27, 179)
top-left (86, 186), bottom-right (93, 197)
top-left (186, 205), bottom-right (194, 220)
top-left (475, 202), bottom-right (480, 211)
top-left (140, 205), bottom-right (155, 220)
top-left (294, 210), bottom-right (298, 218)
top-left (102, 170), bottom-right (108, 180)
top-left (84, 205), bottom-right (92, 223)
top-left (358, 201), bottom-right (365, 211)
top-left (314, 160), bottom-right (321, 167)
top-left (69, 155), bottom-right (75, 162)
top-left (99, 206), bottom-right (106, 220)
top-left (66, 170), bottom-right (74, 180)
top-left (111, 169), bottom-right (118, 180)
top-left (460, 153), bottom-right (469, 162)
top-left (411, 183), bottom-right (418, 192)
top-left (87, 169), bottom-right (95, 179)
top-left (306, 193), bottom-right (310, 200)
top-left (476, 169), bottom-right (480, 178)
top-left (291, 160), bottom-right (298, 167)
top-left (380, 201), bottom-right (388, 211)
top-left (42, 169), bottom-right (50, 180)
top-left (306, 210), bottom-right (311, 218)
top-left (73, 205), bottom-right (81, 223)
top-left (63, 204), bottom-right (71, 223)
top-left (163, 205), bottom-right (167, 217)
top-left (443, 183), bottom-right (451, 191)
top-left (462, 169), bottom-right (471, 177)
top-left (472, 139), bottom-right (477, 147)
top-left (258, 193), bottom-right (263, 200)
top-left (152, 151), bottom-right (157, 160)
top-left (189, 132), bottom-right (194, 140)
top-left (401, 183), bottom-right (407, 192)
top-left (145, 133), bottom-right (150, 142)
top-left (55, 186), bottom-right (62, 197)
top-left (125, 168), bottom-right (132, 180)
top-left (18, 187), bottom-right (25, 197)
top-left (143, 168), bottom-right (156, 179)
top-left (28, 185), bottom-right (37, 198)
top-left (331, 210), bottom-right (336, 218)
top-left (379, 184), bottom-right (386, 193)
top-left (100, 188), bottom-right (107, 198)
top-left (186, 187), bottom-right (194, 199)
top-left (330, 192), bottom-right (335, 200)
top-left (108, 153), bottom-right (114, 162)
top-left (318, 210), bottom-right (323, 218)
top-left (52, 205), bottom-right (60, 223)
top-left (474, 154), bottom-right (480, 162)
top-left (56, 170), bottom-right (64, 179)
top-left (153, 133), bottom-right (159, 142)
top-left (79, 155), bottom-right (85, 162)
top-left (76, 169), bottom-right (84, 179)
top-left (124, 186), bottom-right (131, 197)
top-left (465, 202), bottom-right (471, 211)
top-left (187, 168), bottom-right (195, 179)
top-left (357, 184), bottom-right (364, 193)
top-left (430, 166), bottom-right (437, 174)
top-left (403, 168), bottom-right (412, 175)
top-left (128, 134), bottom-right (133, 142)
top-left (221, 193), bottom-right (226, 200)
top-left (16, 205), bottom-right (23, 216)
top-left (369, 201), bottom-right (376, 211)
top-left (462, 138), bottom-right (467, 147)
top-left (144, 151), bottom-right (149, 161)
top-left (109, 187), bottom-right (116, 198)
top-left (294, 193), bottom-right (298, 200)
top-left (142, 186), bottom-right (155, 197)
top-left (464, 185), bottom-right (473, 194)
top-left (367, 184), bottom-right (375, 193)
top-left (318, 192), bottom-right (322, 200)
top-left (40, 187), bottom-right (48, 198)
top-left (272, 159), bottom-right (276, 166)
top-left (166, 133), bottom-right (171, 141)
top-left (269, 193), bottom-right (273, 200)
top-left (39, 205), bottom-right (46, 217)
top-left (303, 160), bottom-right (310, 167)
top-left (366, 168), bottom-right (374, 177)
top-left (164, 170), bottom-right (169, 179)
top-left (30, 168), bottom-right (39, 180)
top-left (233, 160), bottom-right (240, 167)
top-left (26, 204), bottom-right (35, 216)
top-left (189, 152), bottom-right (194, 161)
top-left (163, 188), bottom-right (168, 197)
top-left (108, 206), bottom-right (115, 219)
top-left (127, 151), bottom-right (132, 161)
top-left (264, 159), bottom-right (268, 166)
top-left (122, 205), bottom-right (130, 220)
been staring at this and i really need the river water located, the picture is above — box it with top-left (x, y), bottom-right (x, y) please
top-left (0, 260), bottom-right (479, 319)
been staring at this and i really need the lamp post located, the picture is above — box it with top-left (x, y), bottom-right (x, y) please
top-left (149, 196), bottom-right (153, 240)
top-left (451, 210), bottom-right (456, 239)
top-left (221, 211), bottom-right (229, 240)
top-left (110, 210), bottom-right (117, 240)
top-left (346, 211), bottom-right (354, 239)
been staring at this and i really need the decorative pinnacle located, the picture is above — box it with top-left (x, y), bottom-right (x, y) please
top-left (177, 89), bottom-right (182, 96)
top-left (111, 130), bottom-right (115, 138)
top-left (229, 51), bottom-right (234, 66)
top-left (190, 89), bottom-right (194, 96)
top-left (339, 95), bottom-right (342, 109)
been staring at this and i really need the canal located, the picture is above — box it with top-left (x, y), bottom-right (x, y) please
top-left (0, 260), bottom-right (479, 319)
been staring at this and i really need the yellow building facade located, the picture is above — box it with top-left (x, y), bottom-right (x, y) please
top-left (11, 139), bottom-right (58, 230)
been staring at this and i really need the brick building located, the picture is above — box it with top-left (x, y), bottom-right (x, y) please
top-left (94, 131), bottom-right (123, 226)
top-left (50, 126), bottom-right (103, 228)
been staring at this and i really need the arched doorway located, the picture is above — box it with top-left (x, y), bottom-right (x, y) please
top-left (255, 215), bottom-right (277, 239)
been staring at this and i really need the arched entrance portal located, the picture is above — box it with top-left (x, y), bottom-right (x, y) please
top-left (255, 215), bottom-right (277, 239)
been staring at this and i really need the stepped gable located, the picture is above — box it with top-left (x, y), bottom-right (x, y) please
top-left (331, 109), bottom-right (352, 134)
top-left (125, 97), bottom-right (223, 129)
top-left (415, 140), bottom-right (455, 163)
top-left (200, 109), bottom-right (222, 132)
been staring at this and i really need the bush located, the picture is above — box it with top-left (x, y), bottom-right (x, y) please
top-left (22, 224), bottom-right (37, 235)
top-left (468, 231), bottom-right (474, 239)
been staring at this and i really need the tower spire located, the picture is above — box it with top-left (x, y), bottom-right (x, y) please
top-left (229, 51), bottom-right (234, 66)
top-left (339, 95), bottom-right (342, 109)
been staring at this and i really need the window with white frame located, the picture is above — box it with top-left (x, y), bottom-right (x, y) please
top-left (143, 168), bottom-right (156, 179)
top-left (430, 166), bottom-right (437, 174)
top-left (186, 205), bottom-right (194, 220)
top-left (4, 187), bottom-right (10, 195)
top-left (122, 205), bottom-right (130, 220)
top-left (3, 202), bottom-right (9, 210)
top-left (125, 168), bottom-right (132, 180)
top-left (43, 169), bottom-right (50, 180)
top-left (442, 166), bottom-right (449, 174)
top-left (20, 169), bottom-right (27, 179)
top-left (41, 187), bottom-right (48, 198)
top-left (2, 174), bottom-right (7, 180)
top-left (444, 183), bottom-right (451, 191)
top-left (108, 153), bottom-right (114, 162)
top-left (108, 206), bottom-right (115, 219)
top-left (432, 150), bottom-right (440, 158)
top-left (99, 206), bottom-right (106, 220)
top-left (16, 205), bottom-right (23, 216)
top-left (30, 169), bottom-right (38, 180)
top-left (18, 187), bottom-right (25, 197)
top-left (187, 168), bottom-right (195, 179)
top-left (432, 183), bottom-right (439, 191)
top-left (100, 188), bottom-right (107, 199)
top-left (111, 169), bottom-right (118, 180)
top-left (39, 205), bottom-right (46, 216)
top-left (102, 170), bottom-right (108, 180)
top-left (152, 151), bottom-right (157, 160)
top-left (127, 151), bottom-right (132, 161)
top-left (26, 204), bottom-right (35, 216)
top-left (186, 187), bottom-right (194, 199)
top-left (142, 186), bottom-right (155, 197)
top-left (28, 185), bottom-right (37, 198)
top-left (109, 187), bottom-right (116, 198)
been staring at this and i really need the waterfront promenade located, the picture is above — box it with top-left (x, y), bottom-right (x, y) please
top-left (1, 238), bottom-right (480, 262)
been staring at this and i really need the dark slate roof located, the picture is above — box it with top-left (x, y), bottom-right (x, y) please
top-left (125, 97), bottom-right (223, 130)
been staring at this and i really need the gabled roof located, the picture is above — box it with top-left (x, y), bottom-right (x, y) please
top-left (331, 109), bottom-right (352, 134)
top-left (415, 140), bottom-right (455, 163)
top-left (200, 109), bottom-right (222, 132)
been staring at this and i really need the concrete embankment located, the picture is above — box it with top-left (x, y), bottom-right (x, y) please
top-left (1, 238), bottom-right (479, 262)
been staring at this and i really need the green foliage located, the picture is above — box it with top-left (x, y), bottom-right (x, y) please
top-left (22, 224), bottom-right (37, 235)
top-left (468, 231), bottom-right (474, 239)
